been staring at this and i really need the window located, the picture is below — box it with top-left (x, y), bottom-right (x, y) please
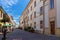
top-left (40, 20), bottom-right (43, 28)
top-left (28, 9), bottom-right (29, 13)
top-left (34, 11), bottom-right (36, 18)
top-left (0, 11), bottom-right (1, 18)
top-left (1, 13), bottom-right (2, 17)
top-left (34, 22), bottom-right (36, 28)
top-left (31, 6), bottom-right (32, 11)
top-left (28, 24), bottom-right (29, 26)
top-left (50, 0), bottom-right (54, 9)
top-left (34, 1), bottom-right (36, 7)
top-left (28, 17), bottom-right (29, 21)
top-left (0, 11), bottom-right (2, 17)
top-left (30, 23), bottom-right (32, 27)
top-left (22, 21), bottom-right (23, 24)
top-left (40, 7), bottom-right (43, 15)
top-left (30, 14), bottom-right (32, 20)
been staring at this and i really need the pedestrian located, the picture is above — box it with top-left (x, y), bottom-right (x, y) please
top-left (2, 26), bottom-right (7, 40)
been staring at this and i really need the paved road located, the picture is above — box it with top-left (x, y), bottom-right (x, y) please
top-left (0, 29), bottom-right (60, 40)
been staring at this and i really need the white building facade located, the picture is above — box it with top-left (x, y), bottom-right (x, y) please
top-left (20, 0), bottom-right (60, 36)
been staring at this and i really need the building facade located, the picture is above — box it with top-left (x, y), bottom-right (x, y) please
top-left (20, 0), bottom-right (60, 36)
top-left (7, 15), bottom-right (14, 30)
top-left (49, 0), bottom-right (60, 36)
top-left (44, 0), bottom-right (60, 36)
top-left (20, 0), bottom-right (44, 33)
top-left (0, 6), bottom-right (4, 29)
top-left (0, 6), bottom-right (14, 32)
top-left (20, 15), bottom-right (24, 30)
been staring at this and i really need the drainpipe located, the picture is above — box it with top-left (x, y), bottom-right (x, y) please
top-left (43, 0), bottom-right (45, 34)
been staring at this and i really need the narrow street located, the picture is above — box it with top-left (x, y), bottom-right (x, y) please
top-left (0, 29), bottom-right (60, 40)
top-left (0, 0), bottom-right (60, 40)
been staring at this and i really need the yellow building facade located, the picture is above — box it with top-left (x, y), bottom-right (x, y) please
top-left (0, 6), bottom-right (4, 28)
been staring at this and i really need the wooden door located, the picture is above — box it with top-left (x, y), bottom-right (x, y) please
top-left (50, 21), bottom-right (55, 35)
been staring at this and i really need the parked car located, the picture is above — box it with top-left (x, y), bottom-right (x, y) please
top-left (24, 27), bottom-right (35, 33)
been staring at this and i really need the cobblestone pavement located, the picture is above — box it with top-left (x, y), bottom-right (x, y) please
top-left (0, 29), bottom-right (60, 40)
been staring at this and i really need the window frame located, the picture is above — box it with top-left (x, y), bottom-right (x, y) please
top-left (50, 0), bottom-right (54, 9)
top-left (34, 1), bottom-right (36, 7)
top-left (30, 14), bottom-right (32, 20)
top-left (31, 6), bottom-right (32, 11)
top-left (40, 6), bottom-right (43, 15)
top-left (34, 22), bottom-right (36, 28)
top-left (40, 20), bottom-right (43, 28)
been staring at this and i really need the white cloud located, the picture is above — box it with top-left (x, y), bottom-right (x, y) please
top-left (13, 15), bottom-right (20, 24)
top-left (14, 20), bottom-right (19, 25)
top-left (0, 0), bottom-right (18, 8)
top-left (14, 20), bottom-right (17, 23)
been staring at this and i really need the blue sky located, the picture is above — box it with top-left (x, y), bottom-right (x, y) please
top-left (0, 0), bottom-right (30, 24)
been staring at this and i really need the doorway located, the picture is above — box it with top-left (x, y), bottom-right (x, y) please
top-left (50, 21), bottom-right (55, 35)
